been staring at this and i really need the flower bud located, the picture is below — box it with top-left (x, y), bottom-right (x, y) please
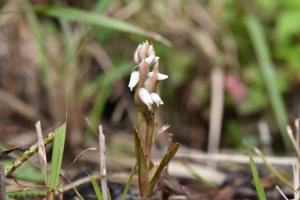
top-left (139, 88), bottom-right (153, 109)
top-left (151, 93), bottom-right (163, 106)
top-left (128, 71), bottom-right (140, 91)
top-left (148, 72), bottom-right (168, 80)
top-left (134, 44), bottom-right (141, 63)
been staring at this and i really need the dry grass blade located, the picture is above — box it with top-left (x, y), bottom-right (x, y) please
top-left (208, 67), bottom-right (224, 158)
top-left (0, 89), bottom-right (39, 121)
top-left (293, 162), bottom-right (300, 200)
top-left (287, 126), bottom-right (300, 158)
top-left (275, 185), bottom-right (288, 200)
top-left (0, 162), bottom-right (5, 200)
top-left (253, 148), bottom-right (293, 189)
top-left (99, 125), bottom-right (108, 200)
top-left (35, 121), bottom-right (48, 184)
top-left (134, 128), bottom-right (149, 197)
top-left (148, 143), bottom-right (180, 195)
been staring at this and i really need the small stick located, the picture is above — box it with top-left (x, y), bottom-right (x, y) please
top-left (0, 163), bottom-right (5, 200)
top-left (176, 151), bottom-right (298, 166)
top-left (35, 121), bottom-right (48, 184)
top-left (287, 126), bottom-right (300, 158)
top-left (293, 162), bottom-right (300, 200)
top-left (275, 185), bottom-right (288, 200)
top-left (99, 125), bottom-right (108, 200)
top-left (208, 68), bottom-right (224, 158)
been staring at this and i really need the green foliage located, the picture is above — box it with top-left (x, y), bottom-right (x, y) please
top-left (3, 160), bottom-right (44, 183)
top-left (249, 152), bottom-right (266, 200)
top-left (48, 124), bottom-right (66, 190)
top-left (122, 164), bottom-right (137, 200)
top-left (33, 6), bottom-right (170, 46)
top-left (90, 175), bottom-right (104, 200)
top-left (7, 189), bottom-right (47, 199)
top-left (245, 14), bottom-right (290, 149)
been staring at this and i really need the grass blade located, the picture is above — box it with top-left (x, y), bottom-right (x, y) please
top-left (249, 152), bottom-right (266, 200)
top-left (90, 175), bottom-right (104, 200)
top-left (245, 15), bottom-right (290, 149)
top-left (122, 164), bottom-right (137, 200)
top-left (48, 123), bottom-right (66, 190)
top-left (254, 148), bottom-right (293, 189)
top-left (32, 6), bottom-right (171, 46)
top-left (23, 0), bottom-right (50, 87)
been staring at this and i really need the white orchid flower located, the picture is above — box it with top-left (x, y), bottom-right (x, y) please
top-left (151, 93), bottom-right (163, 106)
top-left (128, 71), bottom-right (140, 91)
top-left (148, 71), bottom-right (168, 80)
top-left (145, 55), bottom-right (159, 65)
top-left (139, 88), bottom-right (153, 109)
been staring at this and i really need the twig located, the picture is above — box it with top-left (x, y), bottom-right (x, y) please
top-left (0, 89), bottom-right (39, 121)
top-left (293, 162), bottom-right (300, 200)
top-left (287, 126), bottom-right (300, 158)
top-left (99, 125), bottom-right (108, 200)
top-left (0, 163), bottom-right (5, 200)
top-left (208, 67), bottom-right (224, 157)
top-left (176, 151), bottom-right (298, 166)
top-left (35, 121), bottom-right (48, 184)
top-left (275, 185), bottom-right (288, 200)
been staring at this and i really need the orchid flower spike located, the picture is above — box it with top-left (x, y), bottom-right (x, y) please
top-left (128, 71), bottom-right (140, 91)
top-left (151, 93), bottom-right (163, 106)
top-left (139, 88), bottom-right (153, 109)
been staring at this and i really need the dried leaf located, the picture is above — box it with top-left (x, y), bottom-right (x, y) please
top-left (148, 143), bottom-right (180, 195)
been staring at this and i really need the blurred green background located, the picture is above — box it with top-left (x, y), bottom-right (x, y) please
top-left (1, 0), bottom-right (300, 154)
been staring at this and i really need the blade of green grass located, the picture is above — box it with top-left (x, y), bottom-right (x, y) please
top-left (89, 175), bottom-right (104, 200)
top-left (122, 164), bottom-right (137, 200)
top-left (253, 148), bottom-right (293, 189)
top-left (32, 6), bottom-right (171, 46)
top-left (48, 123), bottom-right (66, 190)
top-left (249, 152), bottom-right (266, 200)
top-left (81, 63), bottom-right (132, 99)
top-left (245, 14), bottom-right (290, 150)
top-left (22, 0), bottom-right (50, 87)
top-left (93, 0), bottom-right (113, 13)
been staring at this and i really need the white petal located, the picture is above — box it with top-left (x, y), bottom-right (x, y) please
top-left (145, 55), bottom-right (155, 64)
top-left (139, 88), bottom-right (153, 108)
top-left (128, 71), bottom-right (140, 91)
top-left (151, 93), bottom-right (163, 106)
top-left (145, 56), bottom-right (159, 65)
top-left (148, 72), bottom-right (168, 80)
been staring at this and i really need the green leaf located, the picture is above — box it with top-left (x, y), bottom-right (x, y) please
top-left (32, 6), bottom-right (171, 46)
top-left (90, 175), bottom-right (104, 200)
top-left (276, 10), bottom-right (300, 42)
top-left (245, 14), bottom-right (290, 150)
top-left (249, 152), bottom-right (266, 200)
top-left (48, 123), bottom-right (66, 190)
top-left (147, 143), bottom-right (180, 195)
